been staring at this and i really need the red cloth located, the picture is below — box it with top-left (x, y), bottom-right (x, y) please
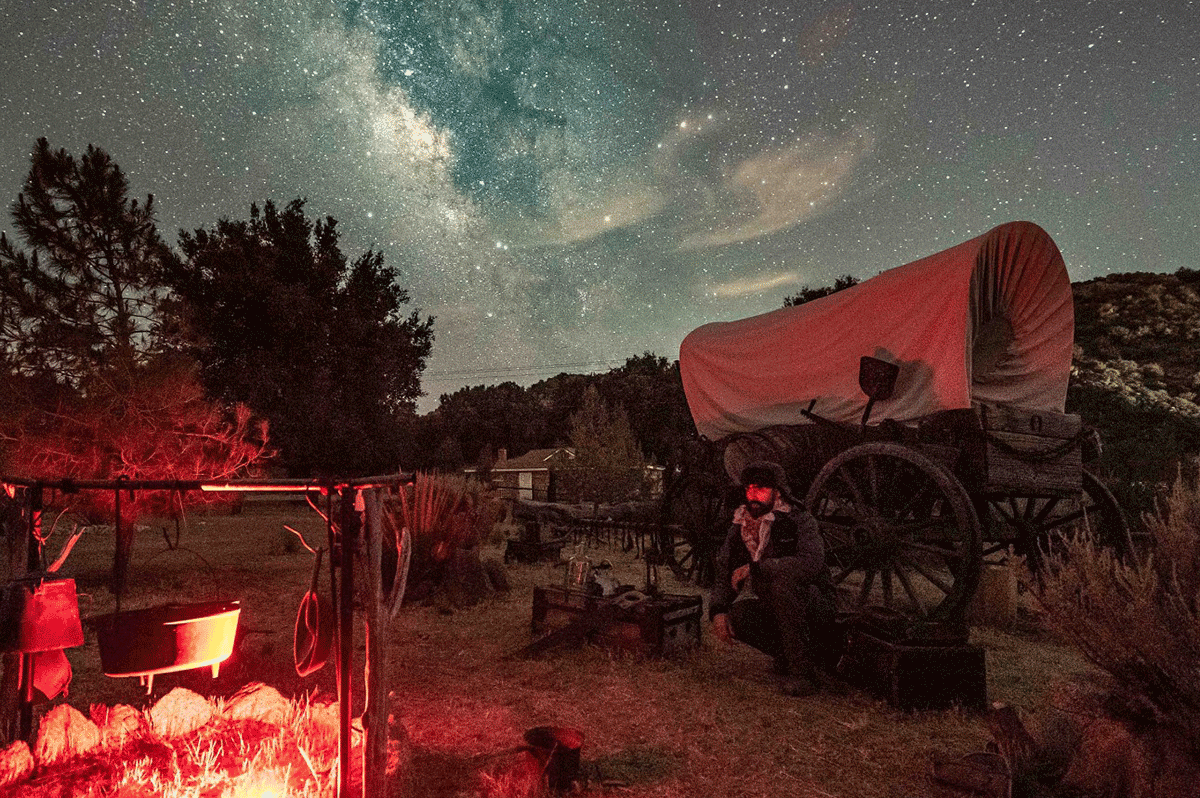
top-left (27, 649), bottom-right (72, 703)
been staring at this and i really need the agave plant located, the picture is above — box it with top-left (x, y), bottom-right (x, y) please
top-left (382, 472), bottom-right (499, 608)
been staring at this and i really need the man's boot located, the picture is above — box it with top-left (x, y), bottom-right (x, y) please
top-left (780, 672), bottom-right (819, 697)
top-left (779, 658), bottom-right (821, 697)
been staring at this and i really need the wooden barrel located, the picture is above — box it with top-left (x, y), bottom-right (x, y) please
top-left (722, 423), bottom-right (857, 497)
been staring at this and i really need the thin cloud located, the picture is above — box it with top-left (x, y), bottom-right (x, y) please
top-left (709, 270), bottom-right (802, 298)
top-left (680, 128), bottom-right (872, 249)
top-left (537, 181), bottom-right (668, 246)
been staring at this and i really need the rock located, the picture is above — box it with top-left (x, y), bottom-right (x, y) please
top-left (35, 704), bottom-right (101, 765)
top-left (481, 556), bottom-right (511, 592)
top-left (447, 547), bottom-right (493, 607)
top-left (1023, 679), bottom-right (1200, 798)
top-left (90, 703), bottom-right (145, 749)
top-left (301, 700), bottom-right (340, 741)
top-left (1060, 716), bottom-right (1136, 796)
top-left (222, 682), bottom-right (290, 727)
top-left (983, 704), bottom-right (1041, 781)
top-left (1023, 700), bottom-right (1084, 779)
top-left (148, 687), bottom-right (214, 738)
top-left (1129, 727), bottom-right (1200, 798)
top-left (0, 740), bottom-right (33, 787)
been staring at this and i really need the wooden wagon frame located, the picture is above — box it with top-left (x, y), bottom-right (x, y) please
top-left (666, 221), bottom-right (1132, 623)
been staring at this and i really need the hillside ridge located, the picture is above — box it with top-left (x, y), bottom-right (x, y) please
top-left (1068, 267), bottom-right (1200, 515)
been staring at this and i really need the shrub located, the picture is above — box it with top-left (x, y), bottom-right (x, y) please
top-left (1021, 472), bottom-right (1200, 759)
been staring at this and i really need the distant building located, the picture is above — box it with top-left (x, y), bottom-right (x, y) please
top-left (464, 447), bottom-right (665, 503)
top-left (464, 447), bottom-right (576, 501)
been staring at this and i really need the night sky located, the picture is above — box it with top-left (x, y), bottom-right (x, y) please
top-left (2, 1), bottom-right (1196, 411)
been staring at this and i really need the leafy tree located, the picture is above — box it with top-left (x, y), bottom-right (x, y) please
top-left (527, 372), bottom-right (594, 444)
top-left (596, 353), bottom-right (693, 465)
top-left (166, 199), bottom-right (434, 475)
top-left (560, 385), bottom-right (647, 506)
top-left (415, 381), bottom-right (545, 471)
top-left (411, 354), bottom-right (692, 478)
top-left (782, 274), bottom-right (859, 307)
top-left (0, 138), bottom-right (176, 383)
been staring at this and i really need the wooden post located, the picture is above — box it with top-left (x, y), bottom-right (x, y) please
top-left (362, 489), bottom-right (390, 798)
top-left (966, 562), bottom-right (1018, 630)
top-left (337, 488), bottom-right (357, 798)
top-left (0, 488), bottom-right (31, 744)
top-left (18, 484), bottom-right (43, 740)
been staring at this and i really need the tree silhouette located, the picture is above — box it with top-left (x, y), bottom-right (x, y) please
top-left (0, 138), bottom-right (175, 383)
top-left (782, 274), bottom-right (859, 308)
top-left (561, 385), bottom-right (647, 506)
top-left (166, 199), bottom-right (434, 476)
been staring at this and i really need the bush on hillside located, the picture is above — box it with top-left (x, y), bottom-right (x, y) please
top-left (1021, 471), bottom-right (1200, 760)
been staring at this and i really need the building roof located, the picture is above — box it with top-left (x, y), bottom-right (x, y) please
top-left (463, 447), bottom-right (575, 473)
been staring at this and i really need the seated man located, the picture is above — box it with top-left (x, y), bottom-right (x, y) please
top-left (709, 460), bottom-right (841, 696)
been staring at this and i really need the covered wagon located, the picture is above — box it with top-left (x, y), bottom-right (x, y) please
top-left (673, 221), bottom-right (1130, 622)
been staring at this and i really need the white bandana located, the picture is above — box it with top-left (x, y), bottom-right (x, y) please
top-left (733, 497), bottom-right (791, 562)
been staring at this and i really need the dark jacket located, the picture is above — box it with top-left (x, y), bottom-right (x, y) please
top-left (709, 504), bottom-right (832, 620)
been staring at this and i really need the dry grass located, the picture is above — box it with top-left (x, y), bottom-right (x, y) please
top-left (16, 498), bottom-right (1100, 797)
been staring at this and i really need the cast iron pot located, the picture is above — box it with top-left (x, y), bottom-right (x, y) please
top-left (94, 600), bottom-right (240, 693)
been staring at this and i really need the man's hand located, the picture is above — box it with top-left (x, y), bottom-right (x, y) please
top-left (711, 613), bottom-right (734, 644)
top-left (731, 563), bottom-right (751, 591)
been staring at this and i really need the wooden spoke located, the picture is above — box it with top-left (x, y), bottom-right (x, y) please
top-left (807, 442), bottom-right (981, 621)
top-left (1029, 497), bottom-right (1062, 526)
top-left (894, 566), bottom-right (925, 618)
top-left (981, 470), bottom-right (1133, 573)
top-left (856, 569), bottom-right (878, 606)
top-left (897, 551), bottom-right (955, 595)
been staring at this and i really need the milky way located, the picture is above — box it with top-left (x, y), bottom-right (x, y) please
top-left (2, 1), bottom-right (1196, 409)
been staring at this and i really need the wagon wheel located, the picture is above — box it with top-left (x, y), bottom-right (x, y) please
top-left (661, 471), bottom-right (733, 587)
top-left (980, 468), bottom-right (1134, 573)
top-left (805, 442), bottom-right (982, 621)
top-left (660, 441), bottom-right (735, 587)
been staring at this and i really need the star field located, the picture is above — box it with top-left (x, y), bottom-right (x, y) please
top-left (1, 0), bottom-right (1196, 410)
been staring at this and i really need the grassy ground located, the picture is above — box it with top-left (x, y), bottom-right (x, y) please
top-left (37, 502), bottom-right (1098, 797)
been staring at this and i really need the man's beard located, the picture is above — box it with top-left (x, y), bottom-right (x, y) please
top-left (745, 500), bottom-right (772, 518)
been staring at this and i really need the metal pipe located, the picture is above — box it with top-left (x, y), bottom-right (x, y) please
top-left (0, 475), bottom-right (411, 493)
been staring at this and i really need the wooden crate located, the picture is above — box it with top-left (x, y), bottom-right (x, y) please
top-left (531, 586), bottom-right (702, 658)
top-left (919, 404), bottom-right (1083, 495)
top-left (839, 627), bottom-right (988, 711)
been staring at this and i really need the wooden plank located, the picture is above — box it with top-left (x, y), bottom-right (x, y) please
top-left (982, 430), bottom-right (1082, 494)
top-left (976, 404), bottom-right (1081, 439)
top-left (363, 489), bottom-right (389, 798)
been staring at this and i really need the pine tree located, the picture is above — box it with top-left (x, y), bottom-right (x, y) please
top-left (0, 140), bottom-right (270, 536)
top-left (0, 138), bottom-right (175, 384)
top-left (564, 385), bottom-right (647, 507)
